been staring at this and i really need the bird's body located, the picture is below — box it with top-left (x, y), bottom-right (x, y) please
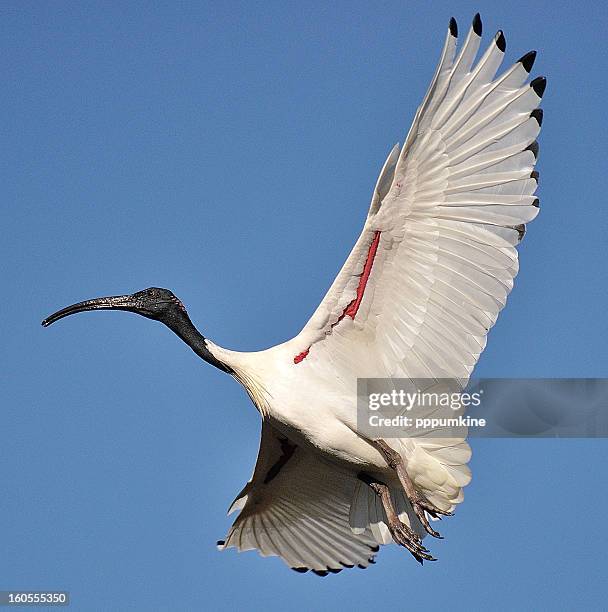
top-left (43, 14), bottom-right (545, 574)
top-left (216, 341), bottom-right (388, 469)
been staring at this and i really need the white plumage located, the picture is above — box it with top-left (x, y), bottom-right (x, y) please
top-left (214, 14), bottom-right (544, 574)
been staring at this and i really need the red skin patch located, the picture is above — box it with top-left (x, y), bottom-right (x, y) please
top-left (293, 348), bottom-right (309, 364)
top-left (293, 231), bottom-right (381, 364)
top-left (335, 230), bottom-right (381, 322)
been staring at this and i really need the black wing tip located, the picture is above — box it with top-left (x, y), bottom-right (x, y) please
top-left (216, 539), bottom-right (225, 546)
top-left (472, 13), bottom-right (482, 36)
top-left (525, 140), bottom-right (539, 158)
top-left (532, 198), bottom-right (540, 208)
top-left (518, 50), bottom-right (537, 73)
top-left (495, 30), bottom-right (506, 52)
top-left (530, 170), bottom-right (540, 182)
top-left (449, 17), bottom-right (458, 37)
top-left (293, 564), bottom-right (350, 576)
top-left (515, 224), bottom-right (526, 241)
top-left (530, 108), bottom-right (544, 126)
top-left (531, 76), bottom-right (547, 98)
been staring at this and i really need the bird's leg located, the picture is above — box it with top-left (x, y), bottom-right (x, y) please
top-left (357, 473), bottom-right (435, 564)
top-left (374, 439), bottom-right (452, 539)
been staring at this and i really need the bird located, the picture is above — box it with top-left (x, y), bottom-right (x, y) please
top-left (42, 13), bottom-right (544, 575)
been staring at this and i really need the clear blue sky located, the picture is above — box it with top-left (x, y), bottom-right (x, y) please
top-left (2, 1), bottom-right (607, 610)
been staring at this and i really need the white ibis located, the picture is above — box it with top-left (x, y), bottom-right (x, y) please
top-left (43, 14), bottom-right (544, 574)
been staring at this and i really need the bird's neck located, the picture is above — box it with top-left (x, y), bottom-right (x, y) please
top-left (166, 314), bottom-right (268, 414)
top-left (163, 313), bottom-right (234, 374)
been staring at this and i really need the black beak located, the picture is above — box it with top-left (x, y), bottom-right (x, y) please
top-left (42, 294), bottom-right (138, 327)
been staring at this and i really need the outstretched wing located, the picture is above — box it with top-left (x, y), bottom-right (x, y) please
top-left (218, 422), bottom-right (379, 574)
top-left (291, 15), bottom-right (544, 383)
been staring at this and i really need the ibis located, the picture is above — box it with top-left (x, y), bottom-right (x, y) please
top-left (43, 14), bottom-right (544, 574)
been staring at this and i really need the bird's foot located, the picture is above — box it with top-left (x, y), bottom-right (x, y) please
top-left (387, 518), bottom-right (435, 564)
top-left (374, 439), bottom-right (453, 539)
top-left (409, 492), bottom-right (453, 539)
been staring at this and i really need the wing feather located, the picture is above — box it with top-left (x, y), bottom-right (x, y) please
top-left (219, 423), bottom-right (379, 572)
top-left (290, 16), bottom-right (544, 513)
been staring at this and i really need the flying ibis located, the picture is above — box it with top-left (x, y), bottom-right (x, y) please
top-left (43, 14), bottom-right (544, 574)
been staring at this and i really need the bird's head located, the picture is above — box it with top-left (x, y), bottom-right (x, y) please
top-left (42, 287), bottom-right (233, 372)
top-left (41, 287), bottom-right (188, 327)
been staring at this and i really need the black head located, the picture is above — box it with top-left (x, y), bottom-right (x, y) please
top-left (42, 287), bottom-right (187, 327)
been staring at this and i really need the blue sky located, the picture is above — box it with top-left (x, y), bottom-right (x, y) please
top-left (2, 1), bottom-right (607, 610)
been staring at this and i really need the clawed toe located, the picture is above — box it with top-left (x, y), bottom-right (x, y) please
top-left (388, 520), bottom-right (436, 564)
top-left (412, 494), bottom-right (454, 538)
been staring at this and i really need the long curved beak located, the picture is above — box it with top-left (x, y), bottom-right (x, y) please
top-left (41, 294), bottom-right (136, 327)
